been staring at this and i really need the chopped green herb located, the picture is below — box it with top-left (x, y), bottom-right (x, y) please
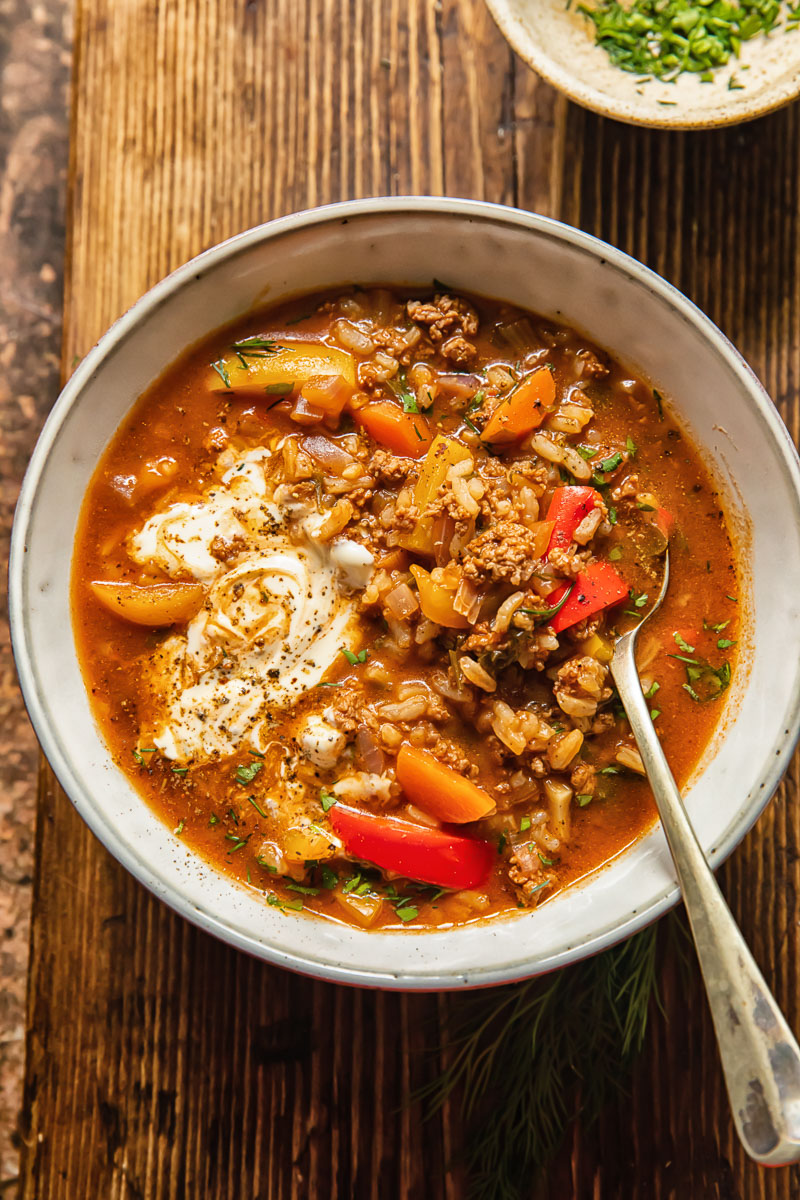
top-left (211, 359), bottom-right (231, 388)
top-left (320, 789), bottom-right (338, 813)
top-left (247, 796), bottom-right (268, 818)
top-left (396, 905), bottom-right (419, 922)
top-left (231, 335), bottom-right (281, 358)
top-left (402, 393), bottom-right (420, 413)
top-left (717, 637), bottom-right (736, 649)
top-left (607, 506), bottom-right (618, 525)
top-left (267, 892), bottom-right (303, 913)
top-left (341, 647), bottom-right (368, 666)
top-left (235, 761), bottom-right (263, 785)
top-left (644, 680), bottom-right (660, 699)
top-left (626, 435), bottom-right (637, 457)
top-left (650, 708), bottom-right (661, 721)
top-left (209, 814), bottom-right (219, 826)
top-left (520, 816), bottom-right (532, 832)
top-left (673, 630), bottom-right (695, 654)
top-left (174, 819), bottom-right (185, 835)
top-left (497, 831), bottom-right (508, 855)
top-left (133, 746), bottom-right (156, 766)
top-left (264, 382), bottom-right (293, 395)
top-left (608, 546), bottom-right (623, 561)
top-left (577, 794), bottom-right (593, 807)
top-left (226, 833), bottom-right (251, 853)
top-left (574, 444), bottom-right (597, 461)
top-left (342, 873), bottom-right (362, 894)
top-left (578, 0), bottom-right (786, 83)
top-left (538, 851), bottom-right (554, 866)
top-left (598, 765), bottom-right (621, 776)
top-left (704, 618), bottom-right (730, 633)
top-left (592, 451), bottom-right (623, 484)
top-left (321, 866), bottom-right (338, 889)
top-left (287, 882), bottom-right (319, 896)
top-left (171, 766), bottom-right (188, 776)
top-left (256, 856), bottom-right (278, 872)
top-left (519, 584), bottom-right (575, 625)
top-left (726, 595), bottom-right (738, 603)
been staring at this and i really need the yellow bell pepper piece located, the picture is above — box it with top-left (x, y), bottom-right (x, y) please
top-left (409, 564), bottom-right (470, 628)
top-left (398, 435), bottom-right (472, 554)
top-left (209, 341), bottom-right (356, 394)
top-left (583, 632), bottom-right (613, 664)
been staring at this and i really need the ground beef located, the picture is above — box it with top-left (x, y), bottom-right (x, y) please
top-left (508, 843), bottom-right (550, 903)
top-left (440, 334), bottom-right (477, 365)
top-left (209, 533), bottom-right (248, 562)
top-left (368, 448), bottom-right (415, 486)
top-left (406, 294), bottom-right (479, 364)
top-left (429, 737), bottom-right (480, 779)
top-left (578, 348), bottom-right (610, 379)
top-left (570, 760), bottom-right (596, 794)
top-left (548, 546), bottom-right (591, 580)
top-left (460, 521), bottom-right (545, 587)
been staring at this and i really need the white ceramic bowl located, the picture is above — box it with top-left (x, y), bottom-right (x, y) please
top-left (11, 198), bottom-right (800, 990)
top-left (485, 0), bottom-right (800, 130)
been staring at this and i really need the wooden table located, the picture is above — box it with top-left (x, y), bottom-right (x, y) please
top-left (19, 2), bottom-right (800, 1196)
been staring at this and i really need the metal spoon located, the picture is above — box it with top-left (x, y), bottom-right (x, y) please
top-left (611, 548), bottom-right (800, 1166)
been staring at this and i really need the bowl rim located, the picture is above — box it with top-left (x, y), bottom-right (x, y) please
top-left (483, 0), bottom-right (800, 131)
top-left (11, 195), bottom-right (800, 989)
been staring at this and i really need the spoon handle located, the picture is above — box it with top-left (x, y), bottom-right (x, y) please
top-left (611, 639), bottom-right (800, 1166)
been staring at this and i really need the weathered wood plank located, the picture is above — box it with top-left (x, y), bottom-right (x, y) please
top-left (20, 0), bottom-right (800, 1195)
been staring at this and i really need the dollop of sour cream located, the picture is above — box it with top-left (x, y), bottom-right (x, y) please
top-left (129, 448), bottom-right (373, 763)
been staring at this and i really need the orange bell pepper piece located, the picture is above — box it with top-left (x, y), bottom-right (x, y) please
top-left (396, 745), bottom-right (496, 823)
top-left (355, 401), bottom-right (433, 458)
top-left (90, 581), bottom-right (204, 626)
top-left (482, 367), bottom-right (556, 444)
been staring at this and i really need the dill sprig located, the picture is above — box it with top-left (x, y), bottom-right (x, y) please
top-left (422, 923), bottom-right (661, 1199)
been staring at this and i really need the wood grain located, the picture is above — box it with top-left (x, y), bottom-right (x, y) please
top-left (19, 1), bottom-right (800, 1196)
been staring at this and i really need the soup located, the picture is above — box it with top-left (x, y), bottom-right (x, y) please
top-left (72, 287), bottom-right (739, 929)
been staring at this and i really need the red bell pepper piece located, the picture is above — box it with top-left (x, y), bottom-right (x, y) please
top-left (548, 560), bottom-right (629, 633)
top-left (654, 507), bottom-right (675, 538)
top-left (329, 805), bottom-right (495, 890)
top-left (545, 486), bottom-right (600, 556)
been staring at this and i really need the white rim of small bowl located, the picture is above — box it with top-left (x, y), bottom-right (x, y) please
top-left (484, 0), bottom-right (800, 131)
top-left (11, 196), bottom-right (800, 990)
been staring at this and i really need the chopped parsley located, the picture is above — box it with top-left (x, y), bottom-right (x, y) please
top-left (321, 866), bottom-right (338, 889)
top-left (520, 816), bottom-right (532, 832)
top-left (341, 647), bottom-right (368, 666)
top-left (235, 761), bottom-right (263, 785)
top-left (577, 794), bottom-right (593, 807)
top-left (320, 789), bottom-right (338, 813)
top-left (287, 882), bottom-right (319, 896)
top-left (626, 435), bottom-right (637, 457)
top-left (673, 631), bottom-right (695, 654)
top-left (717, 637), bottom-right (736, 649)
top-left (402, 393), bottom-right (420, 413)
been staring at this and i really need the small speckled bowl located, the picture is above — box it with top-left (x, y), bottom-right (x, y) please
top-left (10, 197), bottom-right (800, 989)
top-left (485, 0), bottom-right (800, 130)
